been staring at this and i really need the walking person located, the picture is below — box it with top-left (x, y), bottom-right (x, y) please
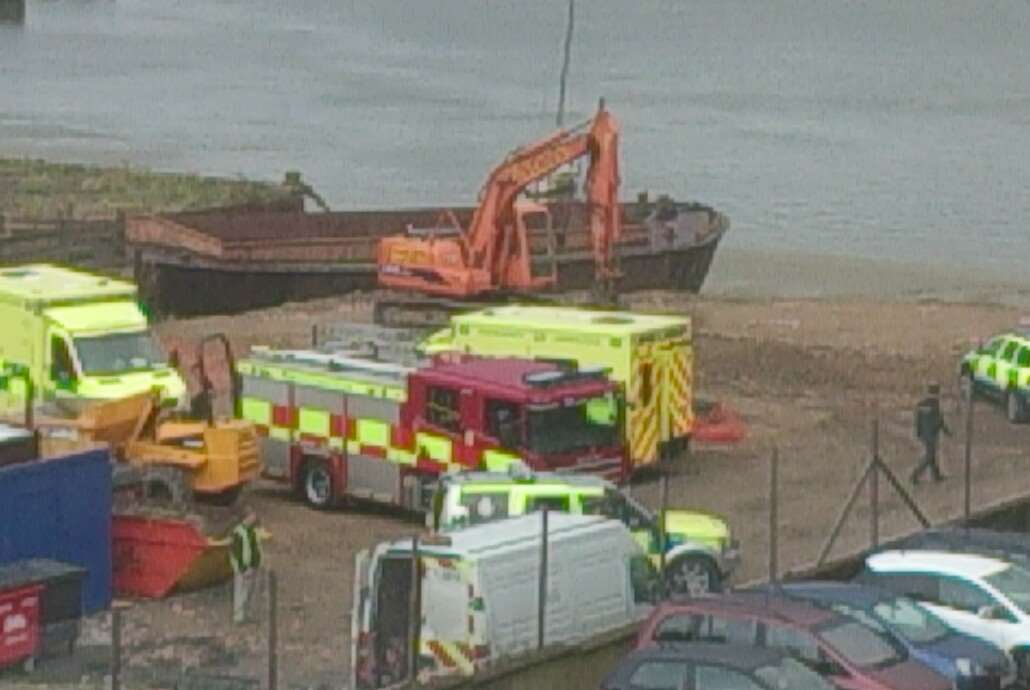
top-left (911, 382), bottom-right (952, 484)
top-left (230, 511), bottom-right (263, 624)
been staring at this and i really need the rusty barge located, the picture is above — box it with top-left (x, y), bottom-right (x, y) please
top-left (127, 194), bottom-right (729, 319)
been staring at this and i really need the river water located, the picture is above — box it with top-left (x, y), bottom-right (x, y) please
top-left (2, 0), bottom-right (1029, 277)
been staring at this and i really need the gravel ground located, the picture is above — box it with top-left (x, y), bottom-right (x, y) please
top-left (8, 290), bottom-right (1030, 689)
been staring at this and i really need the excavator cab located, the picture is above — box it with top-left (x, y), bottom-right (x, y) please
top-left (512, 201), bottom-right (558, 287)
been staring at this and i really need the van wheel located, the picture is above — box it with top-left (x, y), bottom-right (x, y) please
top-left (302, 458), bottom-right (334, 510)
top-left (1007, 391), bottom-right (1028, 424)
top-left (665, 556), bottom-right (721, 597)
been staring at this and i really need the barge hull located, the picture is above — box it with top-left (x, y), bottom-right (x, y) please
top-left (129, 199), bottom-right (728, 318)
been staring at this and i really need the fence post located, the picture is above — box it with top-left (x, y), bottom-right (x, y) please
top-left (870, 417), bottom-right (880, 549)
top-left (268, 570), bottom-right (278, 690)
top-left (659, 473), bottom-right (669, 583)
top-left (964, 394), bottom-right (974, 521)
top-left (769, 447), bottom-right (779, 584)
top-left (311, 324), bottom-right (319, 348)
top-left (538, 508), bottom-right (549, 651)
top-left (111, 607), bottom-right (122, 690)
top-left (817, 459), bottom-right (876, 567)
top-left (408, 536), bottom-right (421, 684)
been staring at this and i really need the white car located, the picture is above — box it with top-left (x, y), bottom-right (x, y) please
top-left (861, 549), bottom-right (1030, 681)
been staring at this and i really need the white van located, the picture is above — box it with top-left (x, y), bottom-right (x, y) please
top-left (350, 513), bottom-right (660, 689)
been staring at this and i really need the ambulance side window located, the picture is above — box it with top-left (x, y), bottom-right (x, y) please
top-left (460, 492), bottom-right (508, 525)
top-left (50, 336), bottom-right (77, 387)
top-left (525, 495), bottom-right (570, 513)
top-left (1016, 347), bottom-right (1030, 368)
top-left (426, 386), bottom-right (461, 433)
top-left (982, 338), bottom-right (1003, 356)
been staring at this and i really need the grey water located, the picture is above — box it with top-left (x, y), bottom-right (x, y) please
top-left (2, 0), bottom-right (1030, 276)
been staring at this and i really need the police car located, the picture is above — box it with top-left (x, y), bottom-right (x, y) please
top-left (960, 330), bottom-right (1030, 423)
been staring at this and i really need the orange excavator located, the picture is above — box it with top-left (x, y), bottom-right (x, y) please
top-left (374, 100), bottom-right (622, 327)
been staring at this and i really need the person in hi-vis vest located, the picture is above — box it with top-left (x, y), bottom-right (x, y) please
top-left (230, 512), bottom-right (263, 624)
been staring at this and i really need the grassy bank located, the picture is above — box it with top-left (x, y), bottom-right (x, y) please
top-left (0, 158), bottom-right (295, 219)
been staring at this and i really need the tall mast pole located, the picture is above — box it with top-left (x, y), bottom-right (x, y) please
top-left (557, 0), bottom-right (575, 127)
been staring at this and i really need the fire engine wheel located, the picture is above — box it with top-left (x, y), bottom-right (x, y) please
top-left (302, 459), bottom-right (334, 510)
top-left (665, 556), bottom-right (721, 597)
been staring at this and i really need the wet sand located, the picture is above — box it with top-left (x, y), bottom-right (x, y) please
top-left (706, 245), bottom-right (1030, 305)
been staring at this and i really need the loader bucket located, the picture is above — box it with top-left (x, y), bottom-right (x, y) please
top-left (77, 392), bottom-right (156, 447)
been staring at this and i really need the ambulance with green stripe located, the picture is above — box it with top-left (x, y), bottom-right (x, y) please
top-left (419, 305), bottom-right (693, 470)
top-left (960, 330), bottom-right (1030, 423)
top-left (429, 465), bottom-right (740, 595)
top-left (0, 264), bottom-right (186, 416)
top-left (237, 347), bottom-right (628, 510)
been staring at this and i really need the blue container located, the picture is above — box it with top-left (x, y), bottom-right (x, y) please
top-left (0, 449), bottom-right (113, 613)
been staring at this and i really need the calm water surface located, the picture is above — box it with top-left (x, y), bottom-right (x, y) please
top-left (2, 1), bottom-right (1029, 274)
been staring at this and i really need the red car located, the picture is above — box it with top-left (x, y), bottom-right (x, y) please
top-left (634, 592), bottom-right (954, 690)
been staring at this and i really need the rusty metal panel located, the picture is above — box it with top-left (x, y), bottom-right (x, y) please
top-left (126, 215), bottom-right (225, 258)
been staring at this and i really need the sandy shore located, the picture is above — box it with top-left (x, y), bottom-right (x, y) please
top-left (706, 245), bottom-right (1030, 305)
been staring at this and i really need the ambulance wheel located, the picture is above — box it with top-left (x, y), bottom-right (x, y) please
top-left (1007, 391), bottom-right (1028, 424)
top-left (302, 458), bottom-right (334, 509)
top-left (665, 555), bottom-right (721, 597)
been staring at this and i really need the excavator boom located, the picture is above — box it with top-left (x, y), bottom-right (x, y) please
top-left (377, 101), bottom-right (622, 305)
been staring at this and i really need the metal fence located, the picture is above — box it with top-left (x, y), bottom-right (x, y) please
top-left (6, 388), bottom-right (1025, 690)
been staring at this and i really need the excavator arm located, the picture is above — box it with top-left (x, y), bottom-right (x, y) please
top-left (377, 100), bottom-right (622, 298)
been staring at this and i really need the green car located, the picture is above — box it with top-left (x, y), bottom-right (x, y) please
top-left (429, 464), bottom-right (740, 596)
top-left (960, 331), bottom-right (1030, 423)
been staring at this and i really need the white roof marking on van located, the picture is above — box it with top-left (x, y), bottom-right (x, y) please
top-left (868, 550), bottom-right (1011, 579)
top-left (443, 470), bottom-right (610, 489)
top-left (389, 513), bottom-right (620, 560)
top-left (452, 305), bottom-right (689, 337)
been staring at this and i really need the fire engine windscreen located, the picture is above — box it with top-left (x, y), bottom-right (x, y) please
top-left (74, 332), bottom-right (168, 374)
top-left (526, 391), bottom-right (621, 454)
